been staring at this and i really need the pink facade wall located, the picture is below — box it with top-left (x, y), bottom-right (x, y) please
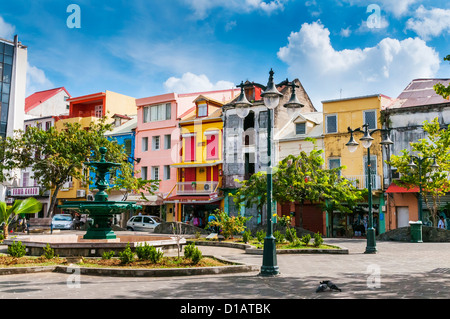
top-left (135, 89), bottom-right (239, 197)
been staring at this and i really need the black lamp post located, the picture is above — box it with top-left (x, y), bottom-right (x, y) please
top-left (407, 155), bottom-right (439, 222)
top-left (234, 69), bottom-right (303, 276)
top-left (346, 124), bottom-right (393, 254)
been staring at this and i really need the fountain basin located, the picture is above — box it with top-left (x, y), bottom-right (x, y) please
top-left (3, 232), bottom-right (185, 257)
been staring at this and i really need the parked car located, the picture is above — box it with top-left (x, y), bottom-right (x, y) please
top-left (126, 215), bottom-right (162, 232)
top-left (52, 214), bottom-right (74, 230)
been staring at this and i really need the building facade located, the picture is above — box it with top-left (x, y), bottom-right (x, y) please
top-left (222, 78), bottom-right (316, 230)
top-left (0, 35), bottom-right (27, 202)
top-left (322, 94), bottom-right (393, 237)
top-left (382, 78), bottom-right (450, 229)
top-left (134, 89), bottom-right (238, 221)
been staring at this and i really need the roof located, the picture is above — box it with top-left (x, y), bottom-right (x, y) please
top-left (386, 79), bottom-right (450, 109)
top-left (105, 115), bottom-right (137, 136)
top-left (25, 87), bottom-right (71, 113)
top-left (385, 183), bottom-right (419, 193)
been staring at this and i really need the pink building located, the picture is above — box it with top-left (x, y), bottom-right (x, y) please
top-left (134, 89), bottom-right (239, 220)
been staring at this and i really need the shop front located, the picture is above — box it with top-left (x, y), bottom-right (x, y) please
top-left (329, 203), bottom-right (380, 238)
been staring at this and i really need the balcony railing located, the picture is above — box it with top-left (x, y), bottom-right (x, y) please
top-left (343, 175), bottom-right (382, 190)
top-left (177, 181), bottom-right (219, 195)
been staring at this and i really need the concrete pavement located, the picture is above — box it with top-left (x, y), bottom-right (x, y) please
top-left (1, 238), bottom-right (450, 299)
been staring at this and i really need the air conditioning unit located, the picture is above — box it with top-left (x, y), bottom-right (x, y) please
top-left (76, 189), bottom-right (86, 198)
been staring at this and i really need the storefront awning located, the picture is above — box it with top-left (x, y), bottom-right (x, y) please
top-left (385, 183), bottom-right (419, 193)
top-left (164, 195), bottom-right (223, 204)
top-left (127, 195), bottom-right (163, 206)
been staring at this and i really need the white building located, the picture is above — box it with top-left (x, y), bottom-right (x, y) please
top-left (25, 87), bottom-right (71, 118)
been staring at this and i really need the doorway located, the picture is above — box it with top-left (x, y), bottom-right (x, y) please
top-left (396, 206), bottom-right (409, 228)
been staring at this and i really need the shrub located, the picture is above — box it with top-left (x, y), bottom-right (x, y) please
top-left (273, 230), bottom-right (285, 243)
top-left (102, 251), bottom-right (115, 260)
top-left (42, 243), bottom-right (55, 259)
top-left (285, 227), bottom-right (298, 242)
top-left (184, 243), bottom-right (203, 264)
top-left (313, 232), bottom-right (324, 247)
top-left (242, 230), bottom-right (252, 243)
top-left (8, 240), bottom-right (26, 257)
top-left (118, 243), bottom-right (135, 264)
top-left (206, 209), bottom-right (252, 239)
top-left (136, 243), bottom-right (164, 263)
top-left (256, 230), bottom-right (266, 243)
top-left (301, 234), bottom-right (311, 246)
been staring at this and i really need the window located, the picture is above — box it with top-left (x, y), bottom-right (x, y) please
top-left (141, 166), bottom-right (148, 180)
top-left (22, 172), bottom-right (29, 187)
top-left (152, 136), bottom-right (160, 150)
top-left (152, 166), bottom-right (160, 180)
top-left (326, 114), bottom-right (337, 133)
top-left (45, 121), bottom-right (52, 131)
top-left (206, 133), bottom-right (219, 160)
top-left (95, 105), bottom-right (103, 118)
top-left (295, 123), bottom-right (306, 135)
top-left (124, 139), bottom-right (132, 156)
top-left (184, 134), bottom-right (196, 162)
top-left (143, 103), bottom-right (171, 123)
top-left (164, 134), bottom-right (171, 149)
top-left (164, 165), bottom-right (171, 180)
top-left (142, 137), bottom-right (148, 152)
top-left (197, 103), bottom-right (207, 117)
top-left (364, 110), bottom-right (377, 130)
top-left (328, 158), bottom-right (341, 176)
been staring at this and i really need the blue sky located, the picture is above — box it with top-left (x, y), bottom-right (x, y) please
top-left (1, 0), bottom-right (449, 111)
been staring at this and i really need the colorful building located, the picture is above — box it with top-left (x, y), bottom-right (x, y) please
top-left (165, 95), bottom-right (225, 226)
top-left (54, 90), bottom-right (137, 209)
top-left (134, 89), bottom-right (238, 222)
top-left (322, 94), bottom-right (393, 237)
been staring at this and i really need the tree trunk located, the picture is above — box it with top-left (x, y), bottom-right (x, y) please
top-left (47, 184), bottom-right (62, 217)
top-left (3, 223), bottom-right (8, 240)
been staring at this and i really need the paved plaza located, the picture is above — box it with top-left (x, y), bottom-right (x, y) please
top-left (1, 237), bottom-right (450, 300)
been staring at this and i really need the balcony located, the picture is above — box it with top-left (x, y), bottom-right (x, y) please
top-left (177, 181), bottom-right (219, 195)
top-left (343, 175), bottom-right (382, 190)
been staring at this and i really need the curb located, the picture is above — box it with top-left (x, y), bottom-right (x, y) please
top-left (191, 240), bottom-right (349, 254)
top-left (0, 256), bottom-right (259, 277)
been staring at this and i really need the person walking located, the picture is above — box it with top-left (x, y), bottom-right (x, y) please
top-left (438, 216), bottom-right (446, 229)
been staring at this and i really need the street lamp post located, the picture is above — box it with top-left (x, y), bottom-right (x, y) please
top-left (407, 156), bottom-right (439, 222)
top-left (346, 124), bottom-right (393, 254)
top-left (234, 69), bottom-right (303, 276)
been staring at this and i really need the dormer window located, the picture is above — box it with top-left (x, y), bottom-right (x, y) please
top-left (295, 123), bottom-right (306, 135)
top-left (197, 103), bottom-right (207, 117)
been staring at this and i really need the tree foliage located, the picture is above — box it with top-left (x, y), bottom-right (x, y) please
top-left (232, 139), bottom-right (366, 227)
top-left (0, 117), bottom-right (158, 217)
top-left (0, 197), bottom-right (42, 239)
top-left (387, 117), bottom-right (450, 226)
top-left (434, 55), bottom-right (450, 99)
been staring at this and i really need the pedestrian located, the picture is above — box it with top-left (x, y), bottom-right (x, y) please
top-left (438, 216), bottom-right (446, 229)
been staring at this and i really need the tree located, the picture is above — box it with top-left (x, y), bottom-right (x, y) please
top-left (0, 197), bottom-right (42, 239)
top-left (233, 139), bottom-right (366, 228)
top-left (0, 118), bottom-right (158, 217)
top-left (387, 117), bottom-right (450, 226)
top-left (434, 55), bottom-right (450, 99)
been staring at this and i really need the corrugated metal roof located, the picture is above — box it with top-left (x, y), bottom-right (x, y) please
top-left (386, 79), bottom-right (450, 109)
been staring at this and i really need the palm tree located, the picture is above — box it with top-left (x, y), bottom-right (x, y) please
top-left (0, 198), bottom-right (42, 239)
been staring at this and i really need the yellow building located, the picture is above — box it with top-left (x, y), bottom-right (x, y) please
top-left (165, 95), bottom-right (224, 226)
top-left (322, 94), bottom-right (393, 237)
top-left (54, 90), bottom-right (136, 208)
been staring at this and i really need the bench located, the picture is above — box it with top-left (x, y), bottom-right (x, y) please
top-left (27, 218), bottom-right (53, 234)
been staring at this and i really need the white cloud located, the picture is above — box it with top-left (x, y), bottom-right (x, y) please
top-left (406, 5), bottom-right (450, 40)
top-left (0, 16), bottom-right (15, 40)
top-left (277, 21), bottom-right (440, 109)
top-left (340, 26), bottom-right (352, 37)
top-left (26, 63), bottom-right (54, 96)
top-left (164, 72), bottom-right (234, 93)
top-left (183, 0), bottom-right (286, 19)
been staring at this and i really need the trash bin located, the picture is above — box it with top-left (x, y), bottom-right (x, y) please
top-left (409, 221), bottom-right (423, 243)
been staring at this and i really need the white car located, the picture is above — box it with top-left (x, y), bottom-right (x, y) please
top-left (52, 214), bottom-right (74, 230)
top-left (126, 215), bottom-right (162, 232)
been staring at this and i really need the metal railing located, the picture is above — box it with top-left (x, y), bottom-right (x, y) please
top-left (343, 175), bottom-right (382, 190)
top-left (176, 181), bottom-right (219, 195)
